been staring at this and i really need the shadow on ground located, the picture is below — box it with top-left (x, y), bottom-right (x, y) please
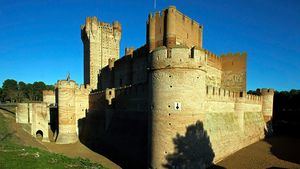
top-left (268, 108), bottom-right (300, 164)
top-left (264, 136), bottom-right (300, 165)
top-left (78, 109), bottom-right (148, 169)
top-left (163, 121), bottom-right (218, 169)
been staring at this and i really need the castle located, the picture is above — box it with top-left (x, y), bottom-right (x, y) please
top-left (15, 6), bottom-right (274, 169)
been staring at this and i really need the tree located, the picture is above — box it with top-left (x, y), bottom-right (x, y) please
top-left (2, 79), bottom-right (18, 102)
top-left (32, 81), bottom-right (47, 101)
top-left (247, 89), bottom-right (261, 95)
top-left (0, 87), bottom-right (3, 102)
top-left (25, 83), bottom-right (34, 101)
top-left (46, 85), bottom-right (55, 91)
top-left (1, 79), bottom-right (54, 102)
top-left (17, 81), bottom-right (27, 102)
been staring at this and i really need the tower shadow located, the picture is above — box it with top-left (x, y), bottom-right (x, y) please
top-left (163, 120), bottom-right (220, 169)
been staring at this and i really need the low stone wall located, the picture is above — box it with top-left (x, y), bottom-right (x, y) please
top-left (15, 103), bottom-right (50, 142)
top-left (16, 103), bottom-right (31, 123)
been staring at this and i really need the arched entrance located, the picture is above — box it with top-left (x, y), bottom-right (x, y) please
top-left (36, 130), bottom-right (43, 141)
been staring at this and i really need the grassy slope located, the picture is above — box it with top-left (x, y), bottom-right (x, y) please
top-left (0, 112), bottom-right (106, 169)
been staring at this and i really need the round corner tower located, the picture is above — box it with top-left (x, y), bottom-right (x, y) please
top-left (260, 88), bottom-right (274, 122)
top-left (148, 45), bottom-right (207, 168)
top-left (55, 80), bottom-right (78, 144)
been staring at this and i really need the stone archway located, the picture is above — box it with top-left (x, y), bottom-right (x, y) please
top-left (36, 130), bottom-right (43, 141)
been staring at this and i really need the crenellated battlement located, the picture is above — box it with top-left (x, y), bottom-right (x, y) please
top-left (220, 52), bottom-right (247, 59)
top-left (56, 80), bottom-right (91, 93)
top-left (148, 6), bottom-right (201, 28)
top-left (78, 84), bottom-right (91, 94)
top-left (206, 85), bottom-right (262, 104)
top-left (205, 49), bottom-right (222, 69)
top-left (220, 52), bottom-right (247, 70)
top-left (147, 6), bottom-right (203, 51)
top-left (260, 88), bottom-right (274, 95)
top-left (81, 16), bottom-right (121, 43)
top-left (149, 45), bottom-right (206, 70)
top-left (81, 17), bottom-right (121, 33)
top-left (56, 79), bottom-right (78, 89)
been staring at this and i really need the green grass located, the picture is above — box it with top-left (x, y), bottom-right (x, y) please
top-left (0, 112), bottom-right (106, 169)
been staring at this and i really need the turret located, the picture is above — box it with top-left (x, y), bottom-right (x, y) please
top-left (148, 46), bottom-right (207, 168)
top-left (147, 13), bottom-right (156, 51)
top-left (113, 21), bottom-right (122, 32)
top-left (166, 6), bottom-right (176, 48)
top-left (55, 79), bottom-right (78, 144)
top-left (113, 21), bottom-right (122, 41)
top-left (260, 88), bottom-right (274, 122)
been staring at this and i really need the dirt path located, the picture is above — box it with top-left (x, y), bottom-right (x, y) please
top-left (217, 137), bottom-right (300, 169)
top-left (0, 109), bottom-right (120, 169)
top-left (43, 142), bottom-right (120, 169)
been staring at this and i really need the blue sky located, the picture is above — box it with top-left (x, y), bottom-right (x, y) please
top-left (0, 0), bottom-right (299, 91)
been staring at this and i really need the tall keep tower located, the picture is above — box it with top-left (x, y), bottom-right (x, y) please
top-left (147, 6), bottom-right (203, 51)
top-left (81, 17), bottom-right (121, 89)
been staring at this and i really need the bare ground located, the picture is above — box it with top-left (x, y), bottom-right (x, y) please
top-left (0, 110), bottom-right (120, 169)
top-left (216, 137), bottom-right (300, 169)
top-left (43, 141), bottom-right (120, 169)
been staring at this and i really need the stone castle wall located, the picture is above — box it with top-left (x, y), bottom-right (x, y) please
top-left (98, 46), bottom-right (148, 90)
top-left (204, 50), bottom-right (247, 92)
top-left (85, 45), bottom-right (271, 168)
top-left (42, 90), bottom-right (55, 106)
top-left (30, 103), bottom-right (50, 142)
top-left (206, 51), bottom-right (222, 88)
top-left (16, 102), bottom-right (49, 142)
top-left (221, 52), bottom-right (247, 92)
top-left (15, 80), bottom-right (91, 144)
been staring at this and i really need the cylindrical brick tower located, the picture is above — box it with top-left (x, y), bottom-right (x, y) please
top-left (56, 80), bottom-right (78, 144)
top-left (148, 46), bottom-right (207, 168)
top-left (261, 88), bottom-right (274, 122)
